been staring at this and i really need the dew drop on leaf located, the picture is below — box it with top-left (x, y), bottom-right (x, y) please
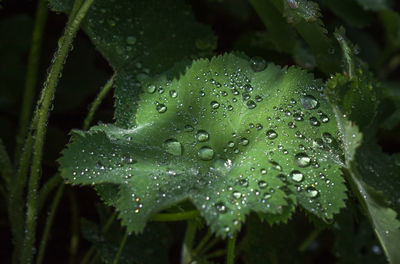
top-left (301, 95), bottom-right (319, 110)
top-left (196, 130), bottom-right (209, 142)
top-left (164, 139), bottom-right (182, 156)
top-left (232, 191), bottom-right (241, 199)
top-left (156, 104), bottom-right (167, 113)
top-left (249, 56), bottom-right (266, 72)
top-left (210, 101), bottom-right (220, 109)
top-left (295, 153), bottom-right (311, 167)
top-left (246, 100), bottom-right (256, 109)
top-left (146, 85), bottom-right (156, 94)
top-left (309, 117), bottom-right (320, 127)
top-left (198, 146), bottom-right (214, 161)
top-left (306, 187), bottom-right (319, 198)
top-left (184, 125), bottom-right (194, 132)
top-left (266, 130), bottom-right (278, 140)
top-left (258, 180), bottom-right (268, 189)
top-left (215, 202), bottom-right (228, 213)
top-left (290, 170), bottom-right (304, 182)
top-left (169, 90), bottom-right (178, 98)
top-left (322, 132), bottom-right (333, 144)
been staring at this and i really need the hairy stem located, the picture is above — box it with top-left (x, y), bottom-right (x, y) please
top-left (181, 220), bottom-right (197, 264)
top-left (83, 74), bottom-right (116, 130)
top-left (226, 233), bottom-right (237, 264)
top-left (36, 184), bottom-right (64, 264)
top-left (15, 0), bottom-right (48, 161)
top-left (0, 139), bottom-right (13, 189)
top-left (81, 211), bottom-right (118, 264)
top-left (113, 231), bottom-right (129, 264)
top-left (21, 0), bottom-right (96, 262)
top-left (298, 228), bottom-right (322, 252)
top-left (150, 210), bottom-right (200, 222)
top-left (37, 174), bottom-right (62, 214)
top-left (68, 189), bottom-right (80, 264)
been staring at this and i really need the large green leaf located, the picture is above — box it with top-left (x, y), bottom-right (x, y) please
top-left (326, 61), bottom-right (400, 264)
top-left (48, 0), bottom-right (216, 128)
top-left (59, 54), bottom-right (346, 236)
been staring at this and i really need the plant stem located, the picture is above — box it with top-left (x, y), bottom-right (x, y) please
top-left (298, 228), bottom-right (322, 252)
top-left (150, 210), bottom-right (200, 222)
top-left (192, 229), bottom-right (213, 256)
top-left (113, 231), bottom-right (129, 264)
top-left (83, 74), bottom-right (116, 130)
top-left (21, 0), bottom-right (96, 262)
top-left (15, 0), bottom-right (48, 161)
top-left (226, 233), bottom-right (237, 264)
top-left (36, 184), bottom-right (64, 264)
top-left (68, 188), bottom-right (80, 264)
top-left (181, 220), bottom-right (197, 264)
top-left (37, 174), bottom-right (62, 214)
top-left (0, 138), bottom-right (13, 189)
top-left (81, 211), bottom-right (118, 264)
top-left (198, 237), bottom-right (221, 256)
top-left (204, 249), bottom-right (226, 259)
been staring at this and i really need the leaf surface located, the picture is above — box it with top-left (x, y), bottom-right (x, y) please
top-left (48, 0), bottom-right (216, 128)
top-left (59, 54), bottom-right (347, 236)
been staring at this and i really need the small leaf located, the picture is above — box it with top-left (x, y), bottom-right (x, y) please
top-left (59, 54), bottom-right (347, 236)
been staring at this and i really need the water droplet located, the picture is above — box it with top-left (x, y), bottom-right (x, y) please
top-left (156, 104), bottom-right (167, 113)
top-left (210, 101), bottom-right (220, 109)
top-left (322, 133), bottom-right (333, 144)
top-left (260, 168), bottom-right (267, 175)
top-left (246, 100), bottom-right (256, 109)
top-left (215, 202), bottom-right (227, 213)
top-left (250, 56), bottom-right (266, 72)
top-left (242, 93), bottom-right (250, 101)
top-left (198, 146), bottom-right (214, 161)
top-left (164, 139), bottom-right (182, 156)
top-left (266, 130), bottom-right (278, 140)
top-left (126, 36), bottom-right (137, 45)
top-left (288, 122), bottom-right (296, 129)
top-left (146, 85), bottom-right (156, 94)
top-left (295, 153), bottom-right (311, 167)
top-left (240, 137), bottom-right (249, 146)
top-left (232, 191), bottom-right (241, 199)
top-left (293, 113), bottom-right (303, 121)
top-left (196, 130), bottom-right (209, 142)
top-left (301, 95), bottom-right (319, 110)
top-left (184, 125), bottom-right (194, 132)
top-left (239, 178), bottom-right (249, 187)
top-left (169, 90), bottom-right (178, 98)
top-left (290, 170), bottom-right (304, 182)
top-left (258, 181), bottom-right (268, 189)
top-left (227, 141), bottom-right (235, 148)
top-left (306, 187), bottom-right (319, 198)
top-left (320, 114), bottom-right (329, 123)
top-left (269, 160), bottom-right (282, 171)
top-left (309, 117), bottom-right (320, 127)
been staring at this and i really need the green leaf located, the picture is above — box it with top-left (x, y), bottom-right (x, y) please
top-left (241, 214), bottom-right (315, 264)
top-left (319, 0), bottom-right (374, 28)
top-left (81, 219), bottom-right (172, 264)
top-left (356, 0), bottom-right (392, 11)
top-left (48, 0), bottom-right (216, 128)
top-left (59, 54), bottom-right (347, 236)
top-left (264, 0), bottom-right (341, 75)
top-left (333, 206), bottom-right (387, 264)
top-left (326, 81), bottom-right (400, 264)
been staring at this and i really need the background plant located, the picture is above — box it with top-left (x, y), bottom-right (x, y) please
top-left (1, 0), bottom-right (400, 263)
